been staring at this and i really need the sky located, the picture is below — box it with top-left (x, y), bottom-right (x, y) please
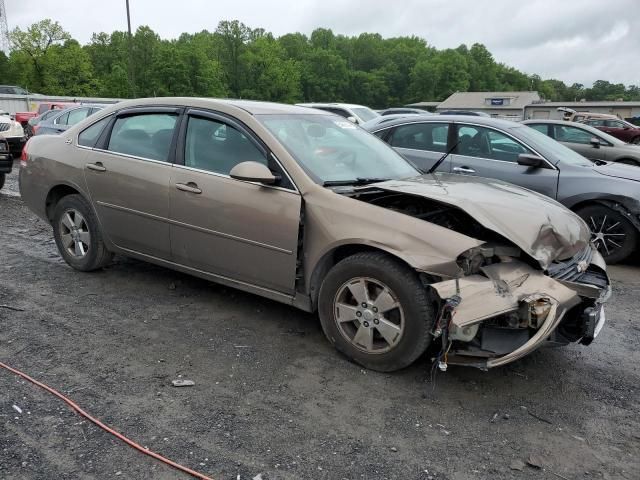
top-left (5, 0), bottom-right (639, 87)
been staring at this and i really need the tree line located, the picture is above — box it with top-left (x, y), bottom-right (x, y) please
top-left (1, 19), bottom-right (638, 107)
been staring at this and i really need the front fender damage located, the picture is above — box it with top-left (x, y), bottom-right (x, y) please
top-left (429, 257), bottom-right (608, 370)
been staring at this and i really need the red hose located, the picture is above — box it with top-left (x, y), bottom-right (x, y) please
top-left (0, 361), bottom-right (214, 480)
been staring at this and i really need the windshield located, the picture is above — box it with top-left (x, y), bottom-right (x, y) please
top-left (351, 107), bottom-right (379, 122)
top-left (258, 114), bottom-right (419, 183)
top-left (516, 125), bottom-right (594, 166)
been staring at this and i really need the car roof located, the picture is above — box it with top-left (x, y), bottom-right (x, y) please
top-left (364, 114), bottom-right (523, 131)
top-left (296, 102), bottom-right (371, 110)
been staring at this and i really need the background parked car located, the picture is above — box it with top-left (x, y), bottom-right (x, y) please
top-left (15, 102), bottom-right (74, 129)
top-left (581, 117), bottom-right (640, 144)
top-left (366, 115), bottom-right (640, 263)
top-left (296, 102), bottom-right (379, 124)
top-left (380, 107), bottom-right (430, 116)
top-left (0, 138), bottom-right (11, 190)
top-left (0, 110), bottom-right (26, 156)
top-left (438, 110), bottom-right (491, 117)
top-left (35, 105), bottom-right (104, 136)
top-left (360, 113), bottom-right (419, 130)
top-left (522, 119), bottom-right (640, 166)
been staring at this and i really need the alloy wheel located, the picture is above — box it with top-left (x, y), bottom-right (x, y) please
top-left (333, 277), bottom-right (405, 354)
top-left (588, 214), bottom-right (626, 258)
top-left (59, 209), bottom-right (91, 258)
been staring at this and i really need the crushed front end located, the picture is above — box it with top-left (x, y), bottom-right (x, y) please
top-left (429, 244), bottom-right (610, 370)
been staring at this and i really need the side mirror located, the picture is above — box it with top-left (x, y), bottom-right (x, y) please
top-left (229, 161), bottom-right (276, 185)
top-left (517, 153), bottom-right (547, 169)
top-left (590, 137), bottom-right (601, 148)
top-left (347, 116), bottom-right (358, 124)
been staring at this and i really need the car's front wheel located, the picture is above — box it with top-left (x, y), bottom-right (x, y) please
top-left (576, 204), bottom-right (638, 264)
top-left (0, 173), bottom-right (5, 190)
top-left (52, 194), bottom-right (113, 271)
top-left (318, 252), bottom-right (435, 372)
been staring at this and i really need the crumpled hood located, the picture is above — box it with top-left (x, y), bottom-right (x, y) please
top-left (373, 173), bottom-right (590, 269)
top-left (593, 161), bottom-right (640, 182)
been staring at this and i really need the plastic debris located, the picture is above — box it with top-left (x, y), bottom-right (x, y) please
top-left (527, 454), bottom-right (544, 469)
top-left (12, 404), bottom-right (22, 414)
top-left (171, 379), bottom-right (195, 387)
top-left (510, 460), bottom-right (525, 471)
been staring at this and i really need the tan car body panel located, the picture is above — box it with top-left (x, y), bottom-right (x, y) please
top-left (19, 97), bottom-right (610, 369)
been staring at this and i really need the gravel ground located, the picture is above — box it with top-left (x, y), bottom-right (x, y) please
top-left (1, 163), bottom-right (639, 480)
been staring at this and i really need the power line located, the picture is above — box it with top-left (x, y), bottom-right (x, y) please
top-left (0, 0), bottom-right (10, 53)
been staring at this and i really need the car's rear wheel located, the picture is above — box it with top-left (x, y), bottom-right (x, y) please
top-left (576, 204), bottom-right (638, 264)
top-left (52, 194), bottom-right (113, 271)
top-left (0, 173), bottom-right (5, 190)
top-left (318, 252), bottom-right (435, 372)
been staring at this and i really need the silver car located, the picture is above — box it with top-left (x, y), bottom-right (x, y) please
top-left (366, 115), bottom-right (640, 263)
top-left (522, 119), bottom-right (640, 166)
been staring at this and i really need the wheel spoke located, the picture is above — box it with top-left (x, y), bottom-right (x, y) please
top-left (62, 212), bottom-right (74, 230)
top-left (603, 233), bottom-right (625, 236)
top-left (590, 217), bottom-right (598, 231)
top-left (375, 318), bottom-right (401, 346)
top-left (78, 232), bottom-right (91, 245)
top-left (600, 215), bottom-right (607, 233)
top-left (73, 212), bottom-right (85, 228)
top-left (353, 324), bottom-right (373, 351)
top-left (607, 238), bottom-right (622, 248)
top-left (347, 279), bottom-right (369, 305)
top-left (335, 302), bottom-right (359, 323)
top-left (74, 241), bottom-right (83, 256)
top-left (601, 238), bottom-right (610, 255)
top-left (372, 288), bottom-right (399, 313)
top-left (606, 222), bottom-right (620, 231)
top-left (61, 233), bottom-right (74, 248)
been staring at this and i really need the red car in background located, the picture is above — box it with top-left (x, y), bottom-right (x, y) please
top-left (19, 103), bottom-right (73, 138)
top-left (582, 117), bottom-right (640, 145)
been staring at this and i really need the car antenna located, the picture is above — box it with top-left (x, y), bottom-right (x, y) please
top-left (427, 138), bottom-right (461, 174)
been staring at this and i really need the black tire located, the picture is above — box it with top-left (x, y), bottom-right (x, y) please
top-left (52, 194), bottom-right (113, 271)
top-left (318, 252), bottom-right (435, 372)
top-left (576, 204), bottom-right (638, 264)
top-left (0, 173), bottom-right (5, 190)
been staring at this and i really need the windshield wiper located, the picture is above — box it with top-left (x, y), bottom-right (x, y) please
top-left (427, 138), bottom-right (461, 174)
top-left (323, 177), bottom-right (390, 187)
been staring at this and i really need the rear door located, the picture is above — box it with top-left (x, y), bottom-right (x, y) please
top-left (604, 120), bottom-right (634, 142)
top-left (83, 107), bottom-right (181, 259)
top-left (168, 109), bottom-right (301, 294)
top-left (384, 121), bottom-right (452, 173)
top-left (449, 123), bottom-right (559, 198)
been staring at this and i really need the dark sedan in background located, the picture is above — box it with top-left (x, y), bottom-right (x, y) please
top-left (522, 119), bottom-right (640, 166)
top-left (366, 115), bottom-right (640, 263)
top-left (581, 117), bottom-right (640, 145)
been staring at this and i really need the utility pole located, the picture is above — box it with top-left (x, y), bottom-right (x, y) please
top-left (0, 0), bottom-right (10, 54)
top-left (125, 0), bottom-right (136, 97)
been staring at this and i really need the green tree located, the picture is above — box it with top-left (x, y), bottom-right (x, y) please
top-left (216, 20), bottom-right (251, 97)
top-left (8, 19), bottom-right (71, 91)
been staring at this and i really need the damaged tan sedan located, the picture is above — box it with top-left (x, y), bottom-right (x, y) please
top-left (19, 98), bottom-right (610, 372)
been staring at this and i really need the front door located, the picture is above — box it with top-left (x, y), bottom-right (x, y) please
top-left (449, 123), bottom-right (559, 199)
top-left (83, 108), bottom-right (180, 259)
top-left (169, 110), bottom-right (301, 294)
top-left (552, 124), bottom-right (610, 161)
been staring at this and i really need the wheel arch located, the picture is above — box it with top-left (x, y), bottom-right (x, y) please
top-left (307, 243), bottom-right (420, 312)
top-left (45, 183), bottom-right (85, 222)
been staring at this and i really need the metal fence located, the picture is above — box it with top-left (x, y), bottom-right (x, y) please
top-left (0, 93), bottom-right (122, 115)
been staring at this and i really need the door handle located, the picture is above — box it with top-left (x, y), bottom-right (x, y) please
top-left (86, 162), bottom-right (106, 172)
top-left (453, 166), bottom-right (476, 174)
top-left (175, 182), bottom-right (202, 194)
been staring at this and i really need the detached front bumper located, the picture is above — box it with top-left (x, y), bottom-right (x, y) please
top-left (430, 245), bottom-right (610, 369)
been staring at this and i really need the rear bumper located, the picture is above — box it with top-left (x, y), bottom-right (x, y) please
top-left (429, 246), bottom-right (610, 369)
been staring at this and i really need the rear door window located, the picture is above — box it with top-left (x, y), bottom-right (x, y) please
top-left (78, 116), bottom-right (111, 148)
top-left (389, 123), bottom-right (449, 153)
top-left (527, 124), bottom-right (550, 136)
top-left (107, 113), bottom-right (178, 162)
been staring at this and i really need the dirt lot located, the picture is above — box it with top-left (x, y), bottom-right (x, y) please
top-left (1, 163), bottom-right (639, 480)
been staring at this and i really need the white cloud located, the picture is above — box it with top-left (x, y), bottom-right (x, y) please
top-left (5, 0), bottom-right (638, 86)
